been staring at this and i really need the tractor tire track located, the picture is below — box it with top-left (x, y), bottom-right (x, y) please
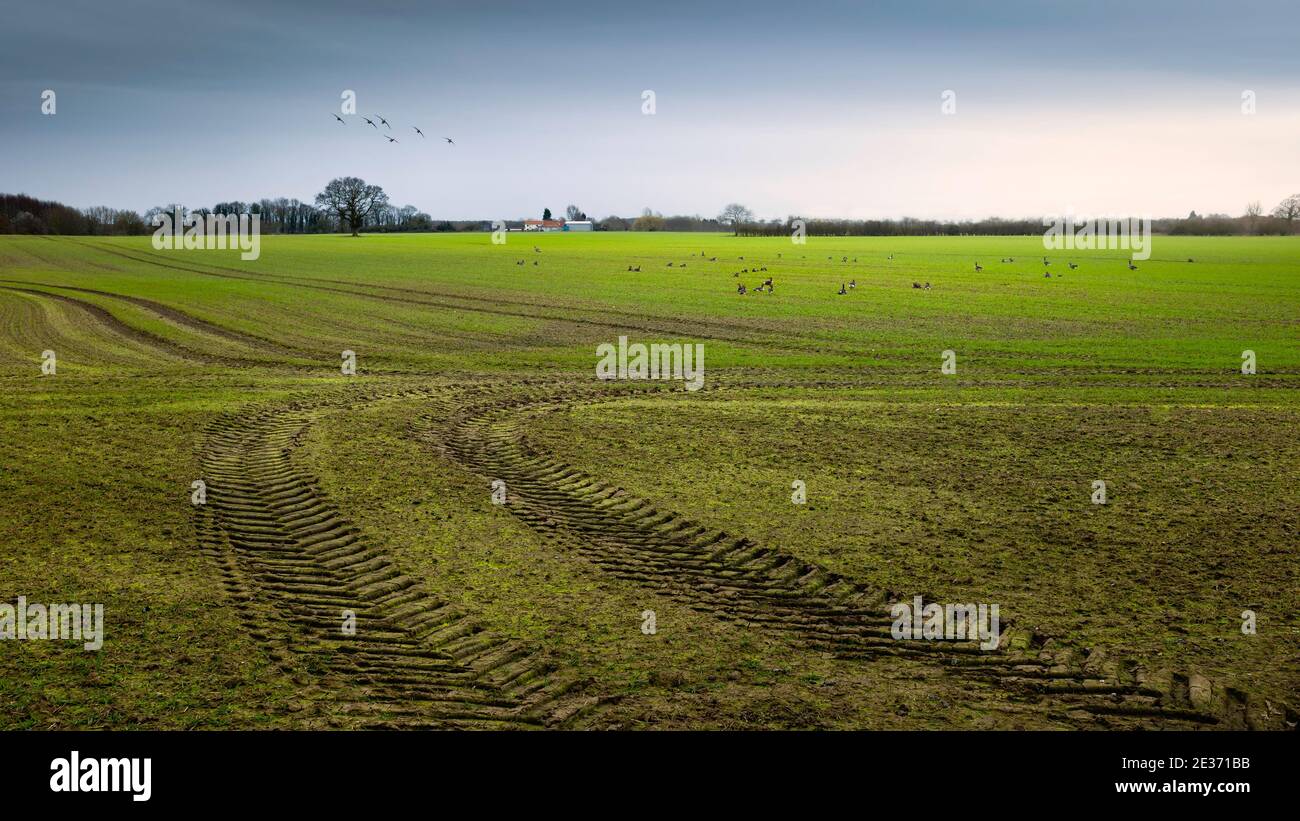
top-left (0, 285), bottom-right (219, 365)
top-left (199, 388), bottom-right (597, 729)
top-left (426, 380), bottom-right (1294, 730)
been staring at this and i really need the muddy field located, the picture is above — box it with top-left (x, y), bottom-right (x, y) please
top-left (1, 233), bottom-right (1296, 729)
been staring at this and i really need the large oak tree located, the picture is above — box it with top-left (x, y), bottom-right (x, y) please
top-left (314, 177), bottom-right (389, 236)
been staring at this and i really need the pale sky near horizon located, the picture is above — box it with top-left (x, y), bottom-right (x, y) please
top-left (2, 0), bottom-right (1297, 221)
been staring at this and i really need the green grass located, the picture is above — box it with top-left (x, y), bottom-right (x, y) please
top-left (0, 232), bottom-right (1296, 729)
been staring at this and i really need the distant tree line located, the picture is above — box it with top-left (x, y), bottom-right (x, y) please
top-left (3, 189), bottom-right (1298, 237)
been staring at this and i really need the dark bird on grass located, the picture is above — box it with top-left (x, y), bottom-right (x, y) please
top-left (363, 117), bottom-right (378, 129)
top-left (1044, 271), bottom-right (1051, 278)
top-left (732, 271), bottom-right (739, 277)
top-left (1009, 257), bottom-right (1015, 262)
top-left (534, 246), bottom-right (540, 252)
top-left (667, 262), bottom-right (674, 267)
top-left (333, 113), bottom-right (345, 124)
top-left (633, 265), bottom-right (640, 272)
top-left (738, 256), bottom-right (744, 260)
top-left (1128, 261), bottom-right (1138, 270)
top-left (517, 260), bottom-right (524, 265)
top-left (710, 257), bottom-right (717, 262)
top-left (377, 115), bottom-right (391, 129)
top-left (413, 126), bottom-right (425, 138)
top-left (848, 279), bottom-right (856, 289)
top-left (924, 282), bottom-right (931, 290)
top-left (888, 253), bottom-right (894, 260)
top-left (838, 283), bottom-right (847, 295)
top-left (533, 260), bottom-right (539, 266)
top-left (912, 282), bottom-right (921, 289)
top-left (1187, 258), bottom-right (1195, 263)
top-left (974, 262), bottom-right (983, 272)
top-left (444, 137), bottom-right (455, 144)
top-left (1068, 262), bottom-right (1078, 270)
top-left (737, 284), bottom-right (747, 295)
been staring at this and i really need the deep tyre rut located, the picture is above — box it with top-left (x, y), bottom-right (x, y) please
top-left (199, 392), bottom-right (595, 729)
top-left (428, 381), bottom-right (1295, 730)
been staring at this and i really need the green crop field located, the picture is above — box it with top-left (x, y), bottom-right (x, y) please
top-left (1, 232), bottom-right (1296, 730)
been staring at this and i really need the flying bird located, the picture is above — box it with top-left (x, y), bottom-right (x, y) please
top-left (384, 135), bottom-right (399, 143)
top-left (333, 113), bottom-right (345, 124)
top-left (363, 117), bottom-right (378, 129)
top-left (413, 126), bottom-right (425, 138)
top-left (377, 115), bottom-right (391, 129)
top-left (444, 137), bottom-right (455, 145)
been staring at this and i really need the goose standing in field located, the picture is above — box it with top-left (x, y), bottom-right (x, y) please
top-left (1068, 262), bottom-right (1078, 270)
top-left (974, 262), bottom-right (983, 272)
top-left (1128, 261), bottom-right (1138, 270)
top-left (838, 283), bottom-right (847, 295)
top-left (1044, 271), bottom-right (1051, 278)
top-left (912, 282), bottom-right (921, 289)
top-left (888, 253), bottom-right (894, 260)
top-left (924, 282), bottom-right (932, 290)
top-left (848, 279), bottom-right (856, 289)
top-left (738, 284), bottom-right (747, 294)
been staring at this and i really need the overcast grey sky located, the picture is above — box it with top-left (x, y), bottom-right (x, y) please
top-left (2, 0), bottom-right (1297, 220)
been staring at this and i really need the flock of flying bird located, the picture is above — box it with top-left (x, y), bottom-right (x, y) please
top-left (331, 112), bottom-right (453, 145)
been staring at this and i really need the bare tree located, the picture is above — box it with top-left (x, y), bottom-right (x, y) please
top-left (718, 203), bottom-right (754, 235)
top-left (1245, 201), bottom-right (1262, 234)
top-left (1271, 193), bottom-right (1300, 231)
top-left (565, 204), bottom-right (584, 221)
top-left (314, 176), bottom-right (389, 236)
